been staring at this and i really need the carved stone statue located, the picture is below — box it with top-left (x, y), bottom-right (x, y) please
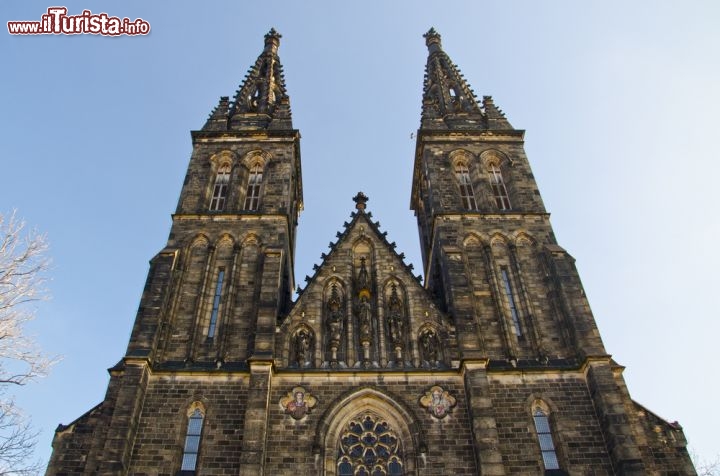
top-left (357, 294), bottom-right (373, 344)
top-left (326, 285), bottom-right (344, 357)
top-left (420, 330), bottom-right (439, 363)
top-left (293, 328), bottom-right (313, 367)
top-left (357, 257), bottom-right (370, 289)
top-left (387, 284), bottom-right (404, 347)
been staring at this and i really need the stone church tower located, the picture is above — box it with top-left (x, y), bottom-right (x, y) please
top-left (47, 29), bottom-right (695, 475)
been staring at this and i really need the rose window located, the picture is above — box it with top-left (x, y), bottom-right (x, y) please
top-left (337, 413), bottom-right (403, 476)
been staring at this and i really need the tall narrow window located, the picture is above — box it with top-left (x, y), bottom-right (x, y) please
top-left (533, 408), bottom-right (560, 471)
top-left (500, 267), bottom-right (522, 336)
top-left (244, 164), bottom-right (263, 210)
top-left (181, 408), bottom-right (204, 473)
top-left (209, 165), bottom-right (230, 211)
top-left (207, 268), bottom-right (225, 339)
top-left (489, 163), bottom-right (511, 210)
top-left (455, 163), bottom-right (478, 210)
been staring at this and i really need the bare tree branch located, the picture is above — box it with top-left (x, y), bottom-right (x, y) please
top-left (0, 211), bottom-right (55, 387)
top-left (0, 398), bottom-right (41, 476)
top-left (691, 448), bottom-right (720, 476)
top-left (0, 211), bottom-right (55, 475)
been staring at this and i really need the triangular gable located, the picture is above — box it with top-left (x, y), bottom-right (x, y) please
top-left (277, 203), bottom-right (454, 370)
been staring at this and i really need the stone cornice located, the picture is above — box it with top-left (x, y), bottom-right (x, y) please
top-left (171, 213), bottom-right (292, 221)
top-left (191, 129), bottom-right (299, 142)
top-left (417, 128), bottom-right (525, 142)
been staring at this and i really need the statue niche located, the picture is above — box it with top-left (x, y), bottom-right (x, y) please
top-left (386, 282), bottom-right (406, 367)
top-left (291, 327), bottom-right (314, 369)
top-left (419, 329), bottom-right (441, 368)
top-left (353, 254), bottom-right (377, 369)
top-left (324, 283), bottom-right (346, 368)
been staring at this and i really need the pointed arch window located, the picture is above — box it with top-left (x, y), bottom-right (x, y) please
top-left (209, 164), bottom-right (231, 211)
top-left (489, 163), bottom-right (511, 210)
top-left (244, 163), bottom-right (263, 210)
top-left (533, 407), bottom-right (561, 472)
top-left (337, 413), bottom-right (404, 476)
top-left (500, 267), bottom-right (522, 337)
top-left (180, 407), bottom-right (205, 473)
top-left (454, 163), bottom-right (478, 210)
top-left (207, 268), bottom-right (225, 339)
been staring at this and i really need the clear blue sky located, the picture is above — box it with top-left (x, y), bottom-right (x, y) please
top-left (2, 0), bottom-right (719, 469)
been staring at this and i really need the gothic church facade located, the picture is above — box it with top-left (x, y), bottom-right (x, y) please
top-left (47, 30), bottom-right (695, 475)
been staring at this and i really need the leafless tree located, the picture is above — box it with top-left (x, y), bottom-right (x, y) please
top-left (692, 448), bottom-right (720, 476)
top-left (0, 399), bottom-right (41, 475)
top-left (0, 211), bottom-right (54, 475)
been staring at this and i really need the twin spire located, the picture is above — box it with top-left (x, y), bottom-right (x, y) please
top-left (203, 28), bottom-right (292, 131)
top-left (421, 28), bottom-right (512, 130)
top-left (203, 28), bottom-right (512, 132)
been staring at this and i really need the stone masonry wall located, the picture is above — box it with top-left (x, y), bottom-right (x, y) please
top-left (264, 373), bottom-right (475, 475)
top-left (127, 374), bottom-right (250, 475)
top-left (488, 371), bottom-right (614, 474)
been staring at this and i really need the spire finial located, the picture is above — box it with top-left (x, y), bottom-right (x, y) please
top-left (227, 29), bottom-right (291, 129)
top-left (424, 28), bottom-right (442, 52)
top-left (353, 192), bottom-right (369, 212)
top-left (264, 28), bottom-right (281, 53)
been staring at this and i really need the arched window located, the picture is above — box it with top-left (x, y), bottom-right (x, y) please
top-left (181, 406), bottom-right (205, 473)
top-left (337, 413), bottom-right (404, 476)
top-left (500, 266), bottom-right (522, 337)
top-left (209, 164), bottom-right (230, 211)
top-left (454, 162), bottom-right (478, 210)
top-left (533, 407), bottom-right (560, 472)
top-left (244, 163), bottom-right (263, 210)
top-left (207, 268), bottom-right (225, 339)
top-left (488, 163), bottom-right (511, 210)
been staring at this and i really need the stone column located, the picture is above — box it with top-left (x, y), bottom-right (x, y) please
top-left (586, 359), bottom-right (646, 475)
top-left (238, 361), bottom-right (273, 475)
top-left (442, 246), bottom-right (484, 360)
top-left (463, 361), bottom-right (505, 475)
top-left (94, 359), bottom-right (150, 474)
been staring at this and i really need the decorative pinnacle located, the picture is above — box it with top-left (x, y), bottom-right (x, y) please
top-left (264, 28), bottom-right (281, 53)
top-left (424, 28), bottom-right (442, 52)
top-left (353, 192), bottom-right (369, 212)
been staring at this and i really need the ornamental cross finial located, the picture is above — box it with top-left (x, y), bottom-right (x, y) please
top-left (424, 28), bottom-right (442, 51)
top-left (353, 191), bottom-right (369, 212)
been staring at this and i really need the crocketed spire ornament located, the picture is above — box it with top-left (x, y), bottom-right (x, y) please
top-left (423, 27), bottom-right (442, 51)
top-left (264, 28), bottom-right (281, 53)
top-left (353, 191), bottom-right (369, 212)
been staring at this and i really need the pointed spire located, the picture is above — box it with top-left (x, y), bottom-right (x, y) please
top-left (223, 28), bottom-right (292, 130)
top-left (202, 96), bottom-right (230, 131)
top-left (420, 28), bottom-right (485, 129)
top-left (482, 96), bottom-right (513, 129)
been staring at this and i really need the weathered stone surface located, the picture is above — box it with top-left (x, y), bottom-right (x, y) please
top-left (46, 30), bottom-right (695, 476)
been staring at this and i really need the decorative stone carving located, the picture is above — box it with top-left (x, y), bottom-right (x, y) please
top-left (419, 385), bottom-right (456, 419)
top-left (419, 329), bottom-right (439, 365)
top-left (357, 294), bottom-right (373, 344)
top-left (357, 256), bottom-right (370, 289)
top-left (326, 285), bottom-right (344, 347)
top-left (387, 283), bottom-right (404, 348)
top-left (280, 386), bottom-right (317, 420)
top-left (292, 328), bottom-right (314, 368)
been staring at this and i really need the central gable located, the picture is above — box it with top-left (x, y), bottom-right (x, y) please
top-left (276, 196), bottom-right (455, 370)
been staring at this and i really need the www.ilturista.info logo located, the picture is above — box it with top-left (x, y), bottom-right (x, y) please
top-left (8, 7), bottom-right (150, 36)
